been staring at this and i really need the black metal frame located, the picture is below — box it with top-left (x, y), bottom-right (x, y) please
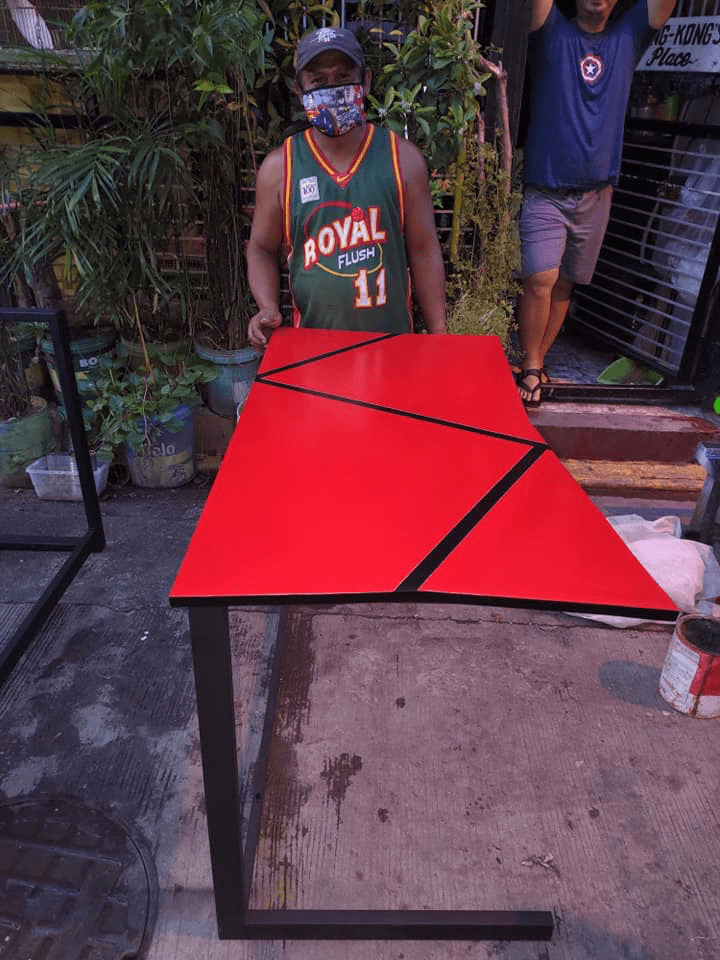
top-left (686, 442), bottom-right (720, 544)
top-left (570, 116), bottom-right (720, 398)
top-left (540, 381), bottom-right (699, 404)
top-left (0, 307), bottom-right (105, 686)
top-left (187, 604), bottom-right (554, 942)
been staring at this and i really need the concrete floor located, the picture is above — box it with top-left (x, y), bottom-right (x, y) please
top-left (1, 326), bottom-right (719, 958)
top-left (1, 471), bottom-right (719, 959)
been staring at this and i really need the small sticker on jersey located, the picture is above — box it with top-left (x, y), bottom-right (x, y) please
top-left (580, 53), bottom-right (604, 84)
top-left (300, 177), bottom-right (320, 203)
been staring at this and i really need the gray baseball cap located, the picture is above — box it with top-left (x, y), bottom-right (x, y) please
top-left (295, 27), bottom-right (365, 78)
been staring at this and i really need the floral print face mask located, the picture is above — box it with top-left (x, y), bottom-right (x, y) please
top-left (302, 83), bottom-right (366, 137)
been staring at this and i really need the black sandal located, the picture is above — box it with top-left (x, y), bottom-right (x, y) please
top-left (516, 368), bottom-right (543, 408)
top-left (512, 364), bottom-right (551, 385)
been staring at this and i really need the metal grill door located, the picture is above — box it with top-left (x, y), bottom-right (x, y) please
top-left (571, 100), bottom-right (720, 378)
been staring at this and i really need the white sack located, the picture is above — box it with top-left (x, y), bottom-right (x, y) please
top-left (569, 514), bottom-right (720, 628)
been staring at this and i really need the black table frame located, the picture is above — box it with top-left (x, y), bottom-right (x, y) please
top-left (186, 603), bottom-right (554, 941)
top-left (0, 307), bottom-right (105, 687)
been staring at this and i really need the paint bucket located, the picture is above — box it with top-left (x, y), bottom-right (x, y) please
top-left (125, 403), bottom-right (195, 488)
top-left (659, 614), bottom-right (720, 718)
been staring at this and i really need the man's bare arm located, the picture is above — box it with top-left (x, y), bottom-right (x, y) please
top-left (530, 0), bottom-right (553, 32)
top-left (246, 148), bottom-right (285, 348)
top-left (397, 138), bottom-right (447, 335)
top-left (647, 0), bottom-right (676, 30)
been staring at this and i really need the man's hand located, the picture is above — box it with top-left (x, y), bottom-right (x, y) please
top-left (248, 306), bottom-right (283, 350)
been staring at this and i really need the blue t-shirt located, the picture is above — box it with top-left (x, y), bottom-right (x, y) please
top-left (523, 1), bottom-right (656, 189)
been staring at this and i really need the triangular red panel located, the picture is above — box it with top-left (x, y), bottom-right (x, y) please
top-left (171, 328), bottom-right (676, 618)
top-left (256, 327), bottom-right (384, 370)
top-left (259, 328), bottom-right (544, 443)
top-left (421, 449), bottom-right (676, 611)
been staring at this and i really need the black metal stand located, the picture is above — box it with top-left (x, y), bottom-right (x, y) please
top-left (187, 604), bottom-right (554, 942)
top-left (686, 441), bottom-right (720, 544)
top-left (0, 307), bottom-right (105, 686)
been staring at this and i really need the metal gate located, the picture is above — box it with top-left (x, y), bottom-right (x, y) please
top-left (571, 0), bottom-right (720, 380)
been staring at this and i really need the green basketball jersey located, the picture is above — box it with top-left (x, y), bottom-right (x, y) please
top-left (282, 124), bottom-right (412, 333)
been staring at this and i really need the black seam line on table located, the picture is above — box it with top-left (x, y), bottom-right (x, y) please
top-left (397, 445), bottom-right (548, 592)
top-left (169, 594), bottom-right (678, 619)
top-left (255, 378), bottom-right (548, 448)
top-left (257, 333), bottom-right (397, 378)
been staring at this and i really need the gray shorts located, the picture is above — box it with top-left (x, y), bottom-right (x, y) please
top-left (519, 184), bottom-right (613, 284)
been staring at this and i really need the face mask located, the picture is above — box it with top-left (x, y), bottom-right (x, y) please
top-left (302, 83), bottom-right (366, 138)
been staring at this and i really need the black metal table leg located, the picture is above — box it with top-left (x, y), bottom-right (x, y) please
top-left (188, 605), bottom-right (249, 938)
top-left (187, 603), bottom-right (554, 942)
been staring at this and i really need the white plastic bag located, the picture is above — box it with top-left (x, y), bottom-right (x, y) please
top-left (570, 515), bottom-right (720, 628)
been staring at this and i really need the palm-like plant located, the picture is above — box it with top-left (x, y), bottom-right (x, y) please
top-left (5, 0), bottom-right (273, 345)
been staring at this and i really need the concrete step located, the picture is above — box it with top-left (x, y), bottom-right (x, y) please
top-left (197, 402), bottom-right (720, 465)
top-left (563, 458), bottom-right (705, 500)
top-left (193, 403), bottom-right (712, 502)
top-left (531, 402), bottom-right (719, 463)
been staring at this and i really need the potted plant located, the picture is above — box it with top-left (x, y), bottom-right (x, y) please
top-left (190, 142), bottom-right (263, 419)
top-left (88, 344), bottom-right (214, 488)
top-left (1, 151), bottom-right (115, 404)
top-left (0, 320), bottom-right (54, 487)
top-left (7, 0), bottom-right (274, 407)
top-left (4, 1), bottom-right (272, 350)
top-left (187, 2), bottom-right (331, 417)
top-left (184, 25), bottom-right (278, 418)
top-left (3, 94), bottom-right (192, 351)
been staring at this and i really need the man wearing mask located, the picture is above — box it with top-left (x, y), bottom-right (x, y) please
top-left (247, 27), bottom-right (448, 347)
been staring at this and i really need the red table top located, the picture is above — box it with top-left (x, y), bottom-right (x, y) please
top-left (170, 328), bottom-right (676, 618)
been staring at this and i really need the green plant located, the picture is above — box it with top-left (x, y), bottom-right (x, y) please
top-left (363, 0), bottom-right (520, 347)
top-left (366, 0), bottom-right (489, 173)
top-left (0, 322), bottom-right (33, 421)
top-left (0, 143), bottom-right (69, 314)
top-left (446, 139), bottom-right (521, 347)
top-left (247, 0), bottom-right (337, 150)
top-left (87, 348), bottom-right (214, 455)
top-left (3, 0), bottom-right (274, 345)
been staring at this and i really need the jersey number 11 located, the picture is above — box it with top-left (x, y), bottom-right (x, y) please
top-left (353, 267), bottom-right (387, 309)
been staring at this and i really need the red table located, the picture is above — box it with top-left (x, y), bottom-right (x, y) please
top-left (170, 329), bottom-right (676, 941)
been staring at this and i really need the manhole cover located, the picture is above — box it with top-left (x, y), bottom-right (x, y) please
top-left (0, 795), bottom-right (156, 959)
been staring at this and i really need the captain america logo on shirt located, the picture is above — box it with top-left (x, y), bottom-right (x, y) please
top-left (580, 53), bottom-right (604, 84)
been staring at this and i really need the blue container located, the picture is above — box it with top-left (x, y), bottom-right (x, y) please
top-left (193, 341), bottom-right (261, 419)
top-left (42, 330), bottom-right (116, 403)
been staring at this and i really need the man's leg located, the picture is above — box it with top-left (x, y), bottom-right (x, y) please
top-left (517, 188), bottom-right (569, 404)
top-left (516, 268), bottom-right (559, 404)
top-left (538, 275), bottom-right (574, 362)
top-left (547, 184), bottom-right (613, 365)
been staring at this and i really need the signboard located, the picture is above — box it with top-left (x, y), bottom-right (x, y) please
top-left (638, 17), bottom-right (720, 72)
